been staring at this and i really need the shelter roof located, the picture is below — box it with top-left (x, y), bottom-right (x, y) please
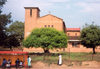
top-left (0, 51), bottom-right (28, 55)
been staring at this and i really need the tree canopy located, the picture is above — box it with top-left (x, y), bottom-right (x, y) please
top-left (81, 24), bottom-right (100, 54)
top-left (0, 0), bottom-right (7, 13)
top-left (4, 34), bottom-right (20, 50)
top-left (7, 21), bottom-right (24, 42)
top-left (3, 21), bottom-right (24, 49)
top-left (0, 0), bottom-right (24, 50)
top-left (23, 28), bottom-right (67, 53)
top-left (0, 0), bottom-right (12, 46)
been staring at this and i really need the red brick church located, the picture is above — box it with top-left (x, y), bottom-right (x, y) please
top-left (23, 7), bottom-right (100, 52)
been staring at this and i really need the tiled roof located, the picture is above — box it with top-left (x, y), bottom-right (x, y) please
top-left (66, 28), bottom-right (80, 31)
top-left (39, 14), bottom-right (63, 20)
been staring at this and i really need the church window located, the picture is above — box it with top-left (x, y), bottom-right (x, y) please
top-left (48, 25), bottom-right (50, 27)
top-left (44, 25), bottom-right (47, 27)
top-left (51, 25), bottom-right (53, 27)
top-left (30, 9), bottom-right (32, 16)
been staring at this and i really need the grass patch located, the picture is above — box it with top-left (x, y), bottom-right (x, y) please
top-left (30, 52), bottom-right (100, 64)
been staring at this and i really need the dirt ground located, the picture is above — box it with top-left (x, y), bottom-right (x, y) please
top-left (3, 67), bottom-right (99, 69)
top-left (30, 61), bottom-right (100, 69)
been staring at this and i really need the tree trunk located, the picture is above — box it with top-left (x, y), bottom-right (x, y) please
top-left (93, 46), bottom-right (96, 54)
top-left (10, 46), bottom-right (13, 51)
top-left (43, 48), bottom-right (50, 53)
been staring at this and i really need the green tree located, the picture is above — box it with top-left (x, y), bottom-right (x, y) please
top-left (23, 28), bottom-right (67, 53)
top-left (4, 34), bottom-right (20, 50)
top-left (81, 24), bottom-right (100, 54)
top-left (7, 21), bottom-right (24, 45)
top-left (0, 0), bottom-right (12, 46)
top-left (0, 0), bottom-right (7, 13)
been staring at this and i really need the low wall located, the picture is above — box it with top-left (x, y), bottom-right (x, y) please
top-left (23, 47), bottom-right (100, 53)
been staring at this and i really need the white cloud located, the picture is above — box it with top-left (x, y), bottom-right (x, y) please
top-left (76, 2), bottom-right (100, 13)
top-left (2, 0), bottom-right (54, 21)
top-left (76, 2), bottom-right (93, 12)
top-left (87, 0), bottom-right (100, 3)
top-left (50, 0), bottom-right (69, 3)
top-left (66, 4), bottom-right (71, 9)
top-left (2, 0), bottom-right (100, 28)
top-left (19, 0), bottom-right (53, 9)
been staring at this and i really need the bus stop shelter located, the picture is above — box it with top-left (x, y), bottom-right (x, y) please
top-left (0, 51), bottom-right (28, 66)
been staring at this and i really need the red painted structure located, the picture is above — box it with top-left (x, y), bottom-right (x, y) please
top-left (0, 51), bottom-right (28, 66)
top-left (0, 51), bottom-right (28, 54)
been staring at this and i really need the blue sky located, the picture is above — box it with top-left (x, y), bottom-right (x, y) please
top-left (2, 0), bottom-right (100, 28)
